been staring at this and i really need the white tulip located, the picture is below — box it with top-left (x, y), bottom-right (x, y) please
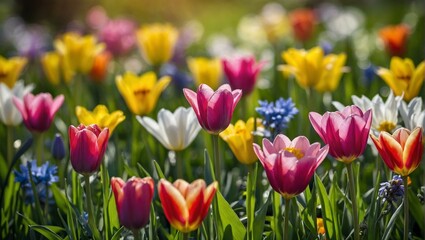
top-left (137, 107), bottom-right (202, 151)
top-left (0, 81), bottom-right (34, 126)
top-left (398, 97), bottom-right (425, 131)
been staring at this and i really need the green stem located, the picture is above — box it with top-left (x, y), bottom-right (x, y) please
top-left (28, 162), bottom-right (44, 224)
top-left (131, 115), bottom-right (140, 167)
top-left (35, 133), bottom-right (44, 165)
top-left (84, 175), bottom-right (101, 240)
top-left (246, 164), bottom-right (253, 240)
top-left (284, 198), bottom-right (291, 240)
top-left (403, 176), bottom-right (409, 240)
top-left (272, 191), bottom-right (282, 240)
top-left (7, 126), bottom-right (13, 165)
top-left (182, 232), bottom-right (189, 240)
top-left (132, 229), bottom-right (141, 240)
top-left (211, 134), bottom-right (221, 188)
top-left (347, 163), bottom-right (360, 240)
top-left (176, 151), bottom-right (183, 179)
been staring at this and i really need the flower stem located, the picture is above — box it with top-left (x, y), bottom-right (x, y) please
top-left (35, 133), bottom-right (44, 165)
top-left (27, 162), bottom-right (44, 224)
top-left (84, 174), bottom-right (101, 240)
top-left (176, 151), bottom-right (184, 179)
top-left (403, 176), bottom-right (409, 240)
top-left (272, 191), bottom-right (282, 240)
top-left (132, 229), bottom-right (141, 240)
top-left (284, 198), bottom-right (291, 240)
top-left (246, 164), bottom-right (255, 240)
top-left (211, 134), bottom-right (221, 187)
top-left (131, 115), bottom-right (140, 167)
top-left (182, 232), bottom-right (189, 240)
top-left (346, 162), bottom-right (359, 240)
top-left (7, 126), bottom-right (13, 165)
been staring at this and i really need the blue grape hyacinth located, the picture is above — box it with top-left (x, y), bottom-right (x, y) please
top-left (378, 175), bottom-right (404, 204)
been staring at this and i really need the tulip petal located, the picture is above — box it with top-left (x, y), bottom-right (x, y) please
top-left (158, 179), bottom-right (188, 231)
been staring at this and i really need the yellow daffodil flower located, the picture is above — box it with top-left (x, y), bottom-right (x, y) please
top-left (377, 57), bottom-right (425, 101)
top-left (0, 56), bottom-right (27, 88)
top-left (188, 57), bottom-right (222, 90)
top-left (136, 23), bottom-right (178, 66)
top-left (280, 47), bottom-right (347, 92)
top-left (220, 118), bottom-right (260, 165)
top-left (76, 105), bottom-right (125, 134)
top-left (54, 32), bottom-right (105, 74)
top-left (116, 71), bottom-right (171, 115)
top-left (41, 52), bottom-right (74, 85)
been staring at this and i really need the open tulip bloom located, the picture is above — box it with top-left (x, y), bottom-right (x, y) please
top-left (253, 134), bottom-right (329, 199)
top-left (0, 81), bottom-right (34, 126)
top-left (183, 84), bottom-right (242, 134)
top-left (111, 177), bottom-right (155, 230)
top-left (158, 179), bottom-right (218, 233)
top-left (137, 107), bottom-right (201, 151)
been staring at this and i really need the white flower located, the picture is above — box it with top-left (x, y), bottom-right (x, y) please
top-left (398, 97), bottom-right (425, 131)
top-left (0, 81), bottom-right (34, 126)
top-left (137, 107), bottom-right (202, 151)
top-left (333, 91), bottom-right (401, 134)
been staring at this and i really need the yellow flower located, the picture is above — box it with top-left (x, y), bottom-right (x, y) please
top-left (188, 57), bottom-right (222, 90)
top-left (54, 32), bottom-right (105, 74)
top-left (0, 56), bottom-right (27, 88)
top-left (280, 47), bottom-right (346, 92)
top-left (41, 52), bottom-right (74, 85)
top-left (220, 118), bottom-right (260, 165)
top-left (317, 218), bottom-right (325, 235)
top-left (136, 23), bottom-right (178, 66)
top-left (75, 105), bottom-right (125, 134)
top-left (377, 57), bottom-right (425, 101)
top-left (116, 71), bottom-right (171, 115)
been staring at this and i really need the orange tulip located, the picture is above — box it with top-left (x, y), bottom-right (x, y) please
top-left (371, 127), bottom-right (423, 176)
top-left (379, 24), bottom-right (409, 57)
top-left (90, 51), bottom-right (112, 83)
top-left (158, 179), bottom-right (217, 233)
top-left (289, 8), bottom-right (316, 42)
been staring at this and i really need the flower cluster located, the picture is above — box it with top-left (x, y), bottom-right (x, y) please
top-left (378, 175), bottom-right (404, 203)
top-left (14, 161), bottom-right (58, 204)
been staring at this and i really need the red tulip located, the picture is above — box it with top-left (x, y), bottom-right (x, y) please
top-left (371, 127), bottom-right (423, 176)
top-left (13, 92), bottom-right (64, 132)
top-left (379, 24), bottom-right (409, 57)
top-left (158, 179), bottom-right (217, 233)
top-left (309, 105), bottom-right (372, 164)
top-left (289, 8), bottom-right (316, 42)
top-left (111, 177), bottom-right (155, 230)
top-left (69, 124), bottom-right (109, 175)
top-left (222, 56), bottom-right (264, 96)
top-left (183, 84), bottom-right (242, 134)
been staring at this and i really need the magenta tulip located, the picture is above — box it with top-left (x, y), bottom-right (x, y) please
top-left (69, 124), bottom-right (109, 175)
top-left (309, 105), bottom-right (372, 164)
top-left (253, 134), bottom-right (329, 199)
top-left (183, 84), bottom-right (242, 134)
top-left (111, 177), bottom-right (154, 230)
top-left (222, 56), bottom-right (264, 96)
top-left (13, 92), bottom-right (64, 133)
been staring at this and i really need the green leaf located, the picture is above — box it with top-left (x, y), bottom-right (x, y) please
top-left (408, 189), bottom-right (424, 232)
top-left (382, 201), bottom-right (403, 240)
top-left (124, 163), bottom-right (139, 177)
top-left (253, 191), bottom-right (272, 240)
top-left (366, 171), bottom-right (381, 240)
top-left (51, 184), bottom-right (67, 214)
top-left (204, 149), bottom-right (216, 184)
top-left (214, 190), bottom-right (246, 240)
top-left (153, 160), bottom-right (165, 179)
top-left (29, 225), bottom-right (64, 240)
top-left (315, 174), bottom-right (336, 240)
top-left (111, 226), bottom-right (124, 240)
top-left (329, 174), bottom-right (342, 240)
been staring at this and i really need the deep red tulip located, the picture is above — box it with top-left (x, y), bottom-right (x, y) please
top-left (69, 124), bottom-right (109, 175)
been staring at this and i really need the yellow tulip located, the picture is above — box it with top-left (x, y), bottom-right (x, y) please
top-left (76, 105), bottom-right (125, 134)
top-left (187, 57), bottom-right (222, 90)
top-left (116, 72), bottom-right (171, 115)
top-left (54, 32), bottom-right (105, 74)
top-left (41, 52), bottom-right (75, 85)
top-left (280, 47), bottom-right (347, 92)
top-left (219, 118), bottom-right (260, 165)
top-left (377, 57), bottom-right (425, 101)
top-left (0, 56), bottom-right (27, 88)
top-left (136, 23), bottom-right (178, 66)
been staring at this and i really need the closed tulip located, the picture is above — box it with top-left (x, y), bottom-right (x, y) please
top-left (137, 107), bottom-right (201, 151)
top-left (13, 92), bottom-right (64, 133)
top-left (0, 81), bottom-right (33, 126)
top-left (111, 177), bottom-right (154, 230)
top-left (183, 84), bottom-right (242, 134)
top-left (116, 71), bottom-right (171, 115)
top-left (41, 52), bottom-right (74, 85)
top-left (253, 134), bottom-right (328, 199)
top-left (0, 55), bottom-right (27, 88)
top-left (371, 127), bottom-right (423, 176)
top-left (222, 56), bottom-right (264, 96)
top-left (309, 105), bottom-right (372, 164)
top-left (69, 124), bottom-right (109, 175)
top-left (379, 24), bottom-right (409, 57)
top-left (76, 105), bottom-right (125, 135)
top-left (188, 57), bottom-right (222, 90)
top-left (158, 179), bottom-right (217, 233)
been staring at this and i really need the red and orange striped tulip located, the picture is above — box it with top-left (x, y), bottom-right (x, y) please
top-left (158, 179), bottom-right (217, 233)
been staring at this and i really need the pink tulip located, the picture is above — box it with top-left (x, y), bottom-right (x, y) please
top-left (111, 177), bottom-right (155, 230)
top-left (309, 105), bottom-right (372, 164)
top-left (222, 56), bottom-right (264, 96)
top-left (69, 124), bottom-right (109, 175)
top-left (13, 92), bottom-right (64, 133)
top-left (253, 134), bottom-right (329, 199)
top-left (183, 84), bottom-right (242, 134)
top-left (99, 19), bottom-right (136, 56)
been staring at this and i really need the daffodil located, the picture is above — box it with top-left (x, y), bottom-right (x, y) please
top-left (220, 118), bottom-right (260, 165)
top-left (377, 57), bottom-right (425, 101)
top-left (188, 57), bottom-right (222, 90)
top-left (136, 23), bottom-right (178, 66)
top-left (41, 52), bottom-right (74, 85)
top-left (280, 47), bottom-right (347, 92)
top-left (54, 32), bottom-right (105, 74)
top-left (0, 55), bottom-right (27, 88)
top-left (116, 72), bottom-right (171, 115)
top-left (75, 105), bottom-right (125, 134)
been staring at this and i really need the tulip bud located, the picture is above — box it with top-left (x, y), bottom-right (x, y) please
top-left (51, 133), bottom-right (66, 160)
